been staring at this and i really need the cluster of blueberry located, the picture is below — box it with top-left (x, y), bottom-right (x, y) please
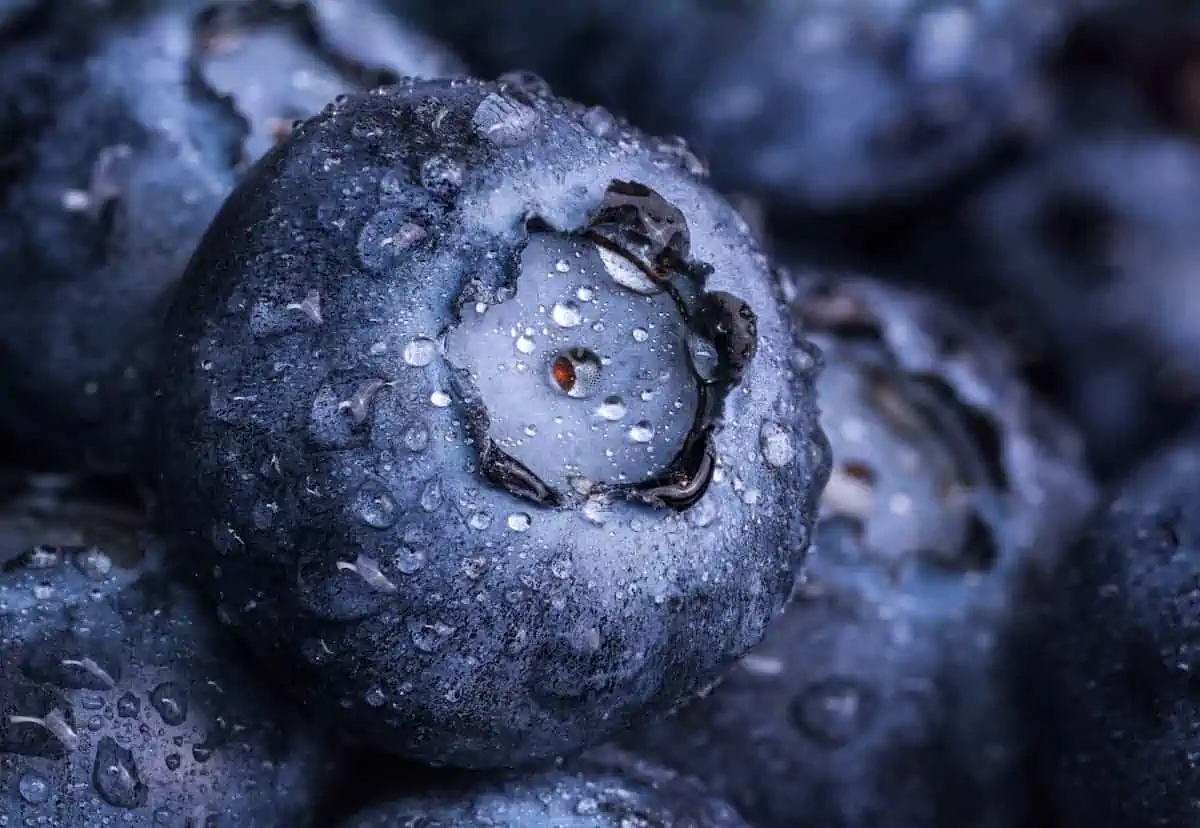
top-left (0, 1), bottom-right (1196, 826)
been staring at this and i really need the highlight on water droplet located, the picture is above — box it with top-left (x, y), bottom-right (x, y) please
top-left (628, 421), bottom-right (655, 443)
top-left (596, 395), bottom-right (627, 422)
top-left (551, 301), bottom-right (583, 328)
top-left (403, 337), bottom-right (437, 367)
top-left (549, 347), bottom-right (603, 399)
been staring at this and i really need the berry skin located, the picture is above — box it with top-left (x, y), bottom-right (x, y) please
top-left (339, 746), bottom-right (750, 827)
top-left (0, 481), bottom-right (332, 826)
top-left (0, 0), bottom-right (462, 473)
top-left (397, 0), bottom-right (1076, 211)
top-left (623, 273), bottom-right (1095, 828)
top-left (1034, 428), bottom-right (1200, 828)
top-left (153, 76), bottom-right (829, 768)
top-left (964, 133), bottom-right (1200, 475)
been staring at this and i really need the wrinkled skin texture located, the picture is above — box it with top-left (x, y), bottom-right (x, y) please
top-left (623, 274), bottom-right (1095, 828)
top-left (396, 0), bottom-right (1080, 211)
top-left (0, 0), bottom-right (462, 473)
top-left (153, 77), bottom-right (829, 768)
top-left (1032, 431), bottom-right (1200, 828)
top-left (0, 481), bottom-right (331, 827)
top-left (340, 747), bottom-right (750, 827)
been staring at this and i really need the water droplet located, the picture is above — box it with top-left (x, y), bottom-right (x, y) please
top-left (419, 480), bottom-right (443, 512)
top-left (556, 260), bottom-right (571, 273)
top-left (18, 771), bottom-right (50, 804)
top-left (93, 736), bottom-right (148, 808)
top-left (403, 337), bottom-right (437, 367)
top-left (430, 391), bottom-right (452, 407)
top-left (357, 209), bottom-right (428, 274)
top-left (73, 547), bottom-right (112, 580)
top-left (524, 424), bottom-right (538, 437)
top-left (551, 301), bottom-right (583, 328)
top-left (687, 334), bottom-right (720, 381)
top-left (419, 155), bottom-right (463, 195)
top-left (467, 512), bottom-right (492, 531)
top-left (629, 421), bottom-right (655, 443)
top-left (760, 421), bottom-right (794, 467)
top-left (117, 693), bottom-right (140, 718)
top-left (790, 678), bottom-right (876, 748)
top-left (791, 342), bottom-right (822, 377)
top-left (394, 545), bottom-right (427, 573)
top-left (596, 395), bottom-right (627, 422)
top-left (461, 556), bottom-right (489, 580)
top-left (581, 105), bottom-right (617, 137)
top-left (507, 513), bottom-right (531, 532)
top-left (498, 69), bottom-right (553, 98)
top-left (402, 424), bottom-right (430, 451)
top-left (549, 347), bottom-right (603, 399)
top-left (582, 495), bottom-right (608, 525)
top-left (149, 683), bottom-right (188, 726)
top-left (550, 558), bottom-right (572, 579)
top-left (595, 243), bottom-right (660, 295)
top-left (471, 91), bottom-right (540, 146)
top-left (409, 619), bottom-right (457, 652)
top-left (516, 334), bottom-right (536, 354)
top-left (364, 687), bottom-right (386, 707)
top-left (576, 286), bottom-right (595, 301)
top-left (165, 753), bottom-right (181, 771)
top-left (354, 483), bottom-right (399, 529)
top-left (79, 692), bottom-right (105, 711)
top-left (631, 327), bottom-right (649, 343)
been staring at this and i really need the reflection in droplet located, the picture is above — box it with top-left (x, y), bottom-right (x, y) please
top-left (629, 421), bottom-right (655, 443)
top-left (596, 395), bottom-right (628, 422)
top-left (596, 243), bottom-right (660, 295)
top-left (355, 484), bottom-right (399, 529)
top-left (760, 421), bottom-right (795, 468)
top-left (549, 348), bottom-right (603, 399)
top-left (18, 771), bottom-right (50, 804)
top-left (403, 337), bottom-right (437, 367)
top-left (551, 301), bottom-right (583, 328)
top-left (93, 736), bottom-right (148, 809)
top-left (394, 545), bottom-right (427, 573)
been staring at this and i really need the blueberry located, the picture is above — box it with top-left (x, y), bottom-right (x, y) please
top-left (964, 132), bottom-right (1200, 474)
top-left (0, 0), bottom-right (462, 473)
top-left (1035, 428), bottom-right (1200, 827)
top-left (397, 0), bottom-right (1073, 211)
top-left (0, 481), bottom-right (332, 826)
top-left (152, 77), bottom-right (828, 767)
top-left (622, 273), bottom-right (1095, 827)
top-left (339, 746), bottom-right (750, 827)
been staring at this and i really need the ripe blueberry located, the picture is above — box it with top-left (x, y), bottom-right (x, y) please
top-left (0, 480), bottom-right (332, 826)
top-left (0, 0), bottom-right (461, 472)
top-left (153, 77), bottom-right (828, 767)
top-left (339, 746), bottom-right (749, 827)
top-left (966, 133), bottom-right (1200, 475)
top-left (397, 0), bottom-right (1075, 210)
top-left (623, 273), bottom-right (1095, 828)
top-left (1034, 427), bottom-right (1200, 827)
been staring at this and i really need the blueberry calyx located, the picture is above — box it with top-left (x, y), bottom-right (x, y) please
top-left (444, 180), bottom-right (758, 513)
